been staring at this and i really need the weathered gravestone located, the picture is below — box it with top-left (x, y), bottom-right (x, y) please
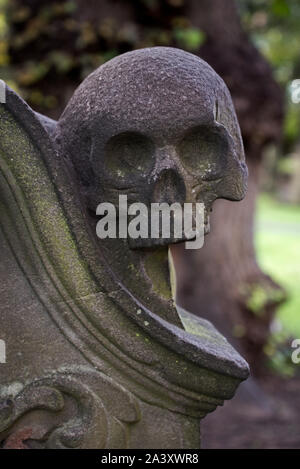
top-left (0, 47), bottom-right (249, 449)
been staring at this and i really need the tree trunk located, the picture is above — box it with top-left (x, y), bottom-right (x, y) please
top-left (172, 0), bottom-right (285, 375)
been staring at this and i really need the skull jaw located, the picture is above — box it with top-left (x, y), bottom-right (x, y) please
top-left (95, 220), bottom-right (211, 332)
top-left (127, 213), bottom-right (210, 250)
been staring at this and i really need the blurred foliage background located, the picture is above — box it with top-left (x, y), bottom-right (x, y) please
top-left (0, 0), bottom-right (300, 378)
top-left (2, 0), bottom-right (299, 143)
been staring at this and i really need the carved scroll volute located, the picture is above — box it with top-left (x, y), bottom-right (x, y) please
top-left (0, 368), bottom-right (141, 449)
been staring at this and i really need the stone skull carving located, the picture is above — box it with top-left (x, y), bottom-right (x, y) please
top-left (57, 47), bottom-right (247, 242)
top-left (55, 47), bottom-right (247, 327)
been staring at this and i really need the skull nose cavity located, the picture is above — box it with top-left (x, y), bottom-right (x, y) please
top-left (152, 169), bottom-right (186, 205)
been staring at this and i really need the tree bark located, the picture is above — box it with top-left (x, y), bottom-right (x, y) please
top-left (172, 0), bottom-right (285, 374)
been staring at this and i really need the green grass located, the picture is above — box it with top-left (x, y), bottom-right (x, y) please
top-left (255, 194), bottom-right (300, 337)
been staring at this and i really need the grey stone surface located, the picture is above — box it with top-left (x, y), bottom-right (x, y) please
top-left (0, 47), bottom-right (248, 449)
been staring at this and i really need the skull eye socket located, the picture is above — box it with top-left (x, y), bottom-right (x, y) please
top-left (104, 132), bottom-right (155, 181)
top-left (178, 126), bottom-right (228, 181)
